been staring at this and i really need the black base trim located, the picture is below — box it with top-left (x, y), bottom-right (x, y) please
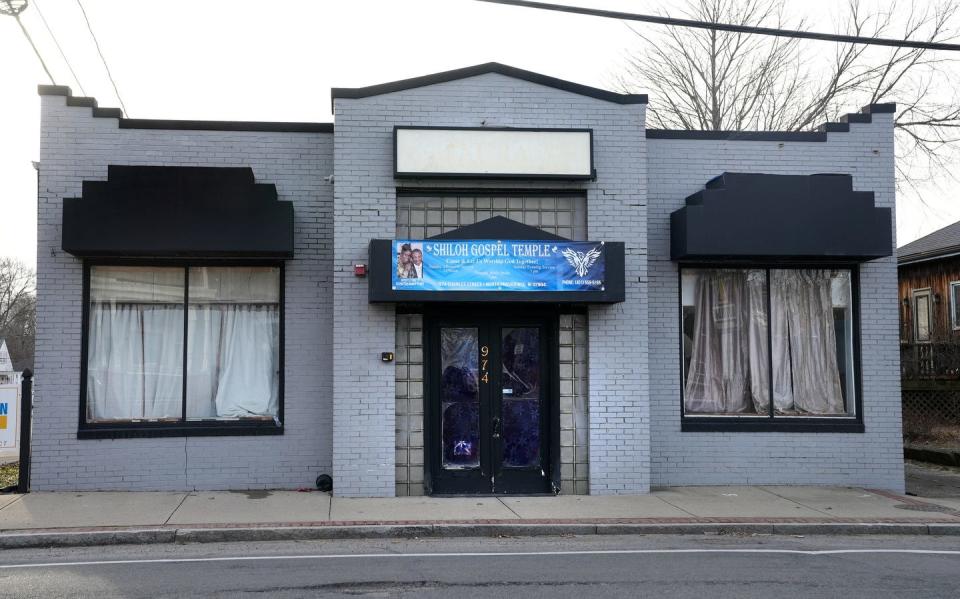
top-left (78, 423), bottom-right (283, 439)
top-left (681, 419), bottom-right (864, 433)
top-left (647, 130), bottom-right (826, 142)
top-left (120, 119), bottom-right (333, 133)
top-left (647, 103), bottom-right (896, 142)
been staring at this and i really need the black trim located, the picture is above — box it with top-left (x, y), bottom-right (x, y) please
top-left (861, 103), bottom-right (898, 114)
top-left (393, 126), bottom-right (594, 180)
top-left (396, 188), bottom-right (587, 197)
top-left (78, 259), bottom-right (285, 439)
top-left (37, 85), bottom-right (331, 132)
top-left (646, 103), bottom-right (896, 142)
top-left (681, 420), bottom-right (865, 433)
top-left (678, 263), bottom-right (864, 433)
top-left (78, 422), bottom-right (284, 439)
top-left (120, 119), bottom-right (333, 133)
top-left (331, 62), bottom-right (647, 106)
top-left (62, 166), bottom-right (295, 258)
top-left (647, 130), bottom-right (826, 142)
top-left (432, 216), bottom-right (566, 241)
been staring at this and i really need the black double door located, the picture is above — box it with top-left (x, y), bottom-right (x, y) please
top-left (426, 310), bottom-right (555, 495)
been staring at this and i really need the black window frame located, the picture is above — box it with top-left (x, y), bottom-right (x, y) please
top-left (78, 259), bottom-right (285, 439)
top-left (678, 262), bottom-right (864, 433)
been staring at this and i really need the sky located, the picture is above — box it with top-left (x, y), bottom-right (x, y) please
top-left (2, 0), bottom-right (958, 267)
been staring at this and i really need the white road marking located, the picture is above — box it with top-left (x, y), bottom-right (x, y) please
top-left (1, 548), bottom-right (959, 569)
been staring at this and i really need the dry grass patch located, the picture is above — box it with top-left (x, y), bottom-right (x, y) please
top-left (0, 462), bottom-right (17, 488)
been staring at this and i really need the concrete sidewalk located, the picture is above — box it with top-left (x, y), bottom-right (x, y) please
top-left (2, 486), bottom-right (959, 548)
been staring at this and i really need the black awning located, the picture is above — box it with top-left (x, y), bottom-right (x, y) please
top-left (62, 166), bottom-right (294, 258)
top-left (670, 172), bottom-right (892, 262)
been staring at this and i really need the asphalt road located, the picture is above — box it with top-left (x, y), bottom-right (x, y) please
top-left (0, 534), bottom-right (958, 598)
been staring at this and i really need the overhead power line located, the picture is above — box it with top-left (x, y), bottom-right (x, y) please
top-left (34, 0), bottom-right (86, 95)
top-left (475, 0), bottom-right (960, 51)
top-left (1, 0), bottom-right (55, 83)
top-left (76, 0), bottom-right (127, 115)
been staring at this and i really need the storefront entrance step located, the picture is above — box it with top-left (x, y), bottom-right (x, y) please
top-left (330, 496), bottom-right (518, 521)
top-left (499, 495), bottom-right (688, 519)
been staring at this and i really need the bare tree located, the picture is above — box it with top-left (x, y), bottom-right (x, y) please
top-left (0, 258), bottom-right (36, 371)
top-left (617, 0), bottom-right (960, 188)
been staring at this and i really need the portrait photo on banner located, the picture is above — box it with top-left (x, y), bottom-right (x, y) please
top-left (396, 241), bottom-right (425, 280)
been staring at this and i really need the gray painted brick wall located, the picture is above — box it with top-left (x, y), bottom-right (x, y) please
top-left (35, 71), bottom-right (903, 495)
top-left (647, 113), bottom-right (904, 491)
top-left (332, 72), bottom-right (648, 496)
top-left (33, 93), bottom-right (334, 491)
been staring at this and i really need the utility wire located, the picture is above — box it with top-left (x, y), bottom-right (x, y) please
top-left (76, 0), bottom-right (127, 115)
top-left (2, 0), bottom-right (55, 83)
top-left (475, 0), bottom-right (960, 51)
top-left (34, 0), bottom-right (86, 95)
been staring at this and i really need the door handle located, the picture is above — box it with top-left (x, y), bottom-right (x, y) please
top-left (492, 417), bottom-right (501, 439)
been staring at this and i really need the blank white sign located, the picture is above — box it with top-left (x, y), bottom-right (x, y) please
top-left (395, 128), bottom-right (592, 178)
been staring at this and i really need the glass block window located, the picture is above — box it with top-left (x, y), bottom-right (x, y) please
top-left (559, 313), bottom-right (589, 495)
top-left (396, 193), bottom-right (587, 240)
top-left (395, 314), bottom-right (425, 496)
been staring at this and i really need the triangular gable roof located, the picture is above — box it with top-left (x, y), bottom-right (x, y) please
top-left (0, 340), bottom-right (13, 373)
top-left (430, 215), bottom-right (567, 241)
top-left (898, 219), bottom-right (960, 264)
top-left (331, 62), bottom-right (647, 106)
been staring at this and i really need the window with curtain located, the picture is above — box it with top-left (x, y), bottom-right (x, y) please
top-left (681, 267), bottom-right (856, 419)
top-left (85, 265), bottom-right (281, 429)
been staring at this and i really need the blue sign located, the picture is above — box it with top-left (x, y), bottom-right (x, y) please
top-left (392, 239), bottom-right (606, 292)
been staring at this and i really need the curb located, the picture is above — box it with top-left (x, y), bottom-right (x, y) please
top-left (0, 528), bottom-right (176, 549)
top-left (2, 521), bottom-right (959, 549)
top-left (905, 445), bottom-right (960, 468)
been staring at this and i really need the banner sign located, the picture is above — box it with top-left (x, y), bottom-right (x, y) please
top-left (0, 385), bottom-right (19, 451)
top-left (391, 239), bottom-right (606, 292)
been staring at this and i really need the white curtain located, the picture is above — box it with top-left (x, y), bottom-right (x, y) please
top-left (186, 267), bottom-right (280, 420)
top-left (684, 270), bottom-right (768, 414)
top-left (683, 268), bottom-right (845, 416)
top-left (770, 270), bottom-right (845, 414)
top-left (87, 304), bottom-right (183, 421)
top-left (187, 305), bottom-right (279, 419)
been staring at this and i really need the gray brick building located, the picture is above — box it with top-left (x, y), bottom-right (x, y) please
top-left (31, 63), bottom-right (903, 496)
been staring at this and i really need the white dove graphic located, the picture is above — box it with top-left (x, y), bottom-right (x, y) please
top-left (561, 246), bottom-right (602, 277)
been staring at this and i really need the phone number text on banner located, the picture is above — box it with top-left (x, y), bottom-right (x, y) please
top-left (391, 239), bottom-right (606, 292)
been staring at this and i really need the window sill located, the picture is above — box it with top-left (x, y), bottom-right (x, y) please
top-left (77, 422), bottom-right (283, 439)
top-left (681, 419), bottom-right (864, 433)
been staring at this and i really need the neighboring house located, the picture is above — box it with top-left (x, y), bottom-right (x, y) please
top-left (32, 63), bottom-right (903, 496)
top-left (898, 221), bottom-right (960, 379)
top-left (0, 340), bottom-right (20, 386)
top-left (897, 221), bottom-right (960, 433)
